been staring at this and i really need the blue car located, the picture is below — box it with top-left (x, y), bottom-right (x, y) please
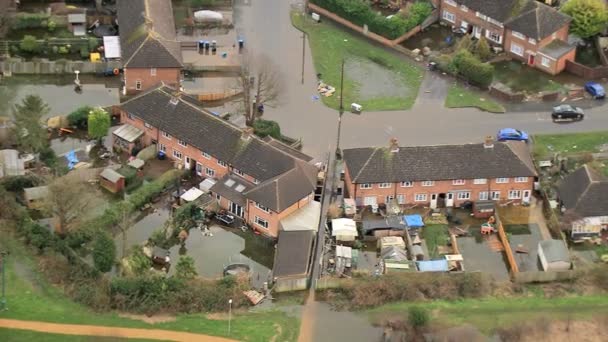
top-left (584, 81), bottom-right (605, 99)
top-left (497, 128), bottom-right (529, 142)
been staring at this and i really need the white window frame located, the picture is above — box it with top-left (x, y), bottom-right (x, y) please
top-left (253, 179), bottom-right (260, 184)
top-left (415, 194), bottom-right (427, 202)
top-left (205, 168), bottom-right (215, 177)
top-left (511, 31), bottom-right (525, 40)
top-left (444, 0), bottom-right (457, 7)
top-left (201, 151), bottom-right (211, 159)
top-left (541, 56), bottom-right (551, 68)
top-left (528, 38), bottom-right (536, 45)
top-left (487, 17), bottom-right (503, 27)
top-left (254, 216), bottom-right (269, 229)
top-left (178, 139), bottom-right (187, 147)
top-left (397, 194), bottom-right (405, 205)
top-left (422, 181), bottom-right (434, 187)
top-left (150, 68), bottom-right (157, 76)
top-left (379, 182), bottom-right (391, 189)
top-left (386, 195), bottom-right (394, 203)
top-left (491, 191), bottom-right (501, 200)
top-left (514, 177), bottom-right (528, 183)
top-left (442, 10), bottom-right (456, 23)
top-left (161, 130), bottom-right (171, 139)
top-left (510, 43), bottom-right (524, 57)
top-left (400, 181), bottom-right (413, 187)
top-left (473, 178), bottom-right (487, 185)
top-left (479, 191), bottom-right (489, 200)
top-left (172, 149), bottom-right (183, 160)
top-left (360, 183), bottom-right (372, 189)
top-left (457, 192), bottom-right (471, 200)
top-left (460, 5), bottom-right (468, 12)
top-left (496, 178), bottom-right (509, 184)
top-left (217, 160), bottom-right (227, 168)
top-left (476, 12), bottom-right (487, 20)
top-left (233, 168), bottom-right (245, 177)
top-left (135, 80), bottom-right (142, 90)
top-left (255, 202), bottom-right (270, 213)
top-left (508, 190), bottom-right (522, 200)
top-left (486, 30), bottom-right (502, 44)
top-left (216, 194), bottom-right (221, 201)
top-left (452, 179), bottom-right (466, 185)
top-left (158, 143), bottom-right (166, 152)
top-left (144, 122), bottom-right (152, 129)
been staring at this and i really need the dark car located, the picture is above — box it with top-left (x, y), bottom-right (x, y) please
top-left (552, 104), bottom-right (584, 122)
top-left (584, 81), bottom-right (605, 99)
top-left (216, 213), bottom-right (235, 225)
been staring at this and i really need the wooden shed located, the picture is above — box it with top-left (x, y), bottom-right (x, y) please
top-left (99, 168), bottom-right (125, 193)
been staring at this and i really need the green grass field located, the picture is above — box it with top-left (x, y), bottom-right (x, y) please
top-left (291, 12), bottom-right (423, 111)
top-left (367, 295), bottom-right (608, 333)
top-left (445, 84), bottom-right (505, 113)
top-left (0, 328), bottom-right (162, 342)
top-left (0, 234), bottom-right (299, 342)
top-left (532, 131), bottom-right (608, 158)
top-left (422, 225), bottom-right (449, 259)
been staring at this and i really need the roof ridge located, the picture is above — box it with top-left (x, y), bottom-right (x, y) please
top-left (353, 148), bottom-right (380, 183)
top-left (505, 142), bottom-right (537, 176)
top-left (123, 31), bottom-right (151, 67)
top-left (148, 35), bottom-right (183, 65)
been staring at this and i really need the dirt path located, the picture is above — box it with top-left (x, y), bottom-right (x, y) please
top-left (0, 319), bottom-right (236, 342)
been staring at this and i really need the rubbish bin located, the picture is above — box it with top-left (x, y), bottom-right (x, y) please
top-left (157, 151), bottom-right (166, 160)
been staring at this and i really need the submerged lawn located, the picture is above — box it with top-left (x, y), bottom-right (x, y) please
top-left (445, 84), bottom-right (505, 113)
top-left (291, 12), bottom-right (423, 111)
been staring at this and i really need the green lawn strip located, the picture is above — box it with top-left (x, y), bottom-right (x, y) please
top-left (291, 12), bottom-right (422, 111)
top-left (532, 131), bottom-right (608, 158)
top-left (422, 225), bottom-right (449, 259)
top-left (445, 84), bottom-right (505, 113)
top-left (0, 236), bottom-right (298, 342)
top-left (366, 295), bottom-right (608, 333)
top-left (0, 328), bottom-right (161, 342)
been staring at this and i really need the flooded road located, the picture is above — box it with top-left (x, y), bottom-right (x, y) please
top-left (0, 75), bottom-right (120, 119)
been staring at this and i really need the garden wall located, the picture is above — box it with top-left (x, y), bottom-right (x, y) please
top-left (0, 58), bottom-right (121, 74)
top-left (489, 84), bottom-right (524, 103)
top-left (565, 60), bottom-right (608, 79)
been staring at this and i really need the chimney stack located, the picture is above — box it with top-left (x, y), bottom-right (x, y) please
top-left (242, 127), bottom-right (254, 141)
top-left (483, 135), bottom-right (494, 149)
top-left (389, 138), bottom-right (399, 153)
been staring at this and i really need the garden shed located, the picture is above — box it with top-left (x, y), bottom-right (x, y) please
top-left (99, 168), bottom-right (125, 193)
top-left (68, 13), bottom-right (87, 36)
top-left (23, 186), bottom-right (49, 210)
top-left (538, 240), bottom-right (571, 272)
top-left (331, 218), bottom-right (358, 242)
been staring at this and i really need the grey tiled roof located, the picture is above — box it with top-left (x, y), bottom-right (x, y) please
top-left (558, 165), bottom-right (608, 217)
top-left (539, 39), bottom-right (575, 59)
top-left (209, 174), bottom-right (254, 207)
top-left (505, 2), bottom-right (571, 40)
top-left (262, 136), bottom-right (313, 162)
top-left (117, 0), bottom-right (182, 68)
top-left (273, 230), bottom-right (314, 277)
top-left (343, 141), bottom-right (537, 184)
top-left (120, 85), bottom-right (316, 212)
top-left (454, 0), bottom-right (536, 23)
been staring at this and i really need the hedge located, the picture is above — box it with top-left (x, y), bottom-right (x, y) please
top-left (253, 119), bottom-right (281, 139)
top-left (311, 0), bottom-right (433, 40)
top-left (450, 50), bottom-right (494, 88)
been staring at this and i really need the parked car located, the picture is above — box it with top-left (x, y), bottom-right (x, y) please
top-left (584, 81), bottom-right (605, 99)
top-left (552, 104), bottom-right (584, 122)
top-left (497, 128), bottom-right (529, 142)
top-left (216, 213), bottom-right (235, 225)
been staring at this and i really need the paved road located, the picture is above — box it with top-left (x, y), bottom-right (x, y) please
top-left (234, 0), bottom-right (608, 161)
top-left (0, 319), bottom-right (236, 342)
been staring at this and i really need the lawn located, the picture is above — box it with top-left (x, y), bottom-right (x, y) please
top-left (291, 12), bottom-right (423, 111)
top-left (445, 84), bottom-right (505, 113)
top-left (422, 225), bottom-right (449, 258)
top-left (367, 295), bottom-right (608, 333)
top-left (0, 235), bottom-right (299, 342)
top-left (493, 61), bottom-right (565, 94)
top-left (0, 329), bottom-right (162, 342)
top-left (532, 131), bottom-right (608, 158)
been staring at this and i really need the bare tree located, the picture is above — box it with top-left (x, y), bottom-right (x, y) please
top-left (45, 176), bottom-right (94, 236)
top-left (235, 53), bottom-right (283, 127)
top-left (117, 205), bottom-right (135, 260)
top-left (0, 0), bottom-right (14, 38)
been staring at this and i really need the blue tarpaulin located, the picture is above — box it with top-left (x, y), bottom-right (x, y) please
top-left (417, 259), bottom-right (449, 272)
top-left (65, 150), bottom-right (79, 170)
top-left (404, 214), bottom-right (424, 228)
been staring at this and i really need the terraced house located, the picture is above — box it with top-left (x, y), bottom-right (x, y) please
top-left (440, 0), bottom-right (575, 75)
top-left (113, 84), bottom-right (319, 238)
top-left (343, 138), bottom-right (537, 210)
top-left (117, 0), bottom-right (183, 94)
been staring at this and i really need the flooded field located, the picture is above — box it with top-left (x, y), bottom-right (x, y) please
top-left (0, 75), bottom-right (120, 119)
top-left (402, 25), bottom-right (455, 52)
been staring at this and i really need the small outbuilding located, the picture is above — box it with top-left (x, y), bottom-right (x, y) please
top-left (67, 13), bottom-right (87, 36)
top-left (377, 236), bottom-right (405, 250)
top-left (99, 168), bottom-right (125, 193)
top-left (473, 200), bottom-right (496, 219)
top-left (331, 218), bottom-right (358, 242)
top-left (23, 186), bottom-right (49, 210)
top-left (538, 239), bottom-right (571, 272)
top-left (112, 124), bottom-right (144, 154)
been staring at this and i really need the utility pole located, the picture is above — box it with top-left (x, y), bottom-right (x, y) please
top-left (1, 251), bottom-right (7, 311)
top-left (301, 33), bottom-right (306, 84)
top-left (335, 59), bottom-right (345, 158)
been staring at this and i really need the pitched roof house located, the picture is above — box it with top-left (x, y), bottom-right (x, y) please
top-left (343, 138), bottom-right (537, 209)
top-left (557, 165), bottom-right (608, 240)
top-left (116, 84), bottom-right (319, 237)
top-left (117, 0), bottom-right (183, 94)
top-left (440, 0), bottom-right (575, 75)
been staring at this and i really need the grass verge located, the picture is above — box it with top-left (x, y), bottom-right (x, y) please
top-left (532, 131), bottom-right (608, 158)
top-left (0, 234), bottom-right (299, 342)
top-left (367, 295), bottom-right (608, 333)
top-left (291, 12), bottom-right (423, 111)
top-left (422, 225), bottom-right (449, 259)
top-left (445, 84), bottom-right (505, 113)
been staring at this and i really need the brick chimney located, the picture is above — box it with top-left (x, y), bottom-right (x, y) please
top-left (389, 138), bottom-right (399, 153)
top-left (242, 127), bottom-right (254, 141)
top-left (484, 135), bottom-right (494, 149)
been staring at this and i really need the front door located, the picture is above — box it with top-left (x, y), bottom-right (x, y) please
top-left (185, 156), bottom-right (191, 170)
top-left (528, 54), bottom-right (535, 65)
top-left (446, 193), bottom-right (454, 207)
top-left (230, 201), bottom-right (244, 217)
top-left (196, 162), bottom-right (203, 176)
top-left (473, 26), bottom-right (482, 39)
top-left (430, 194), bottom-right (438, 209)
top-left (461, 20), bottom-right (468, 30)
top-left (522, 190), bottom-right (531, 203)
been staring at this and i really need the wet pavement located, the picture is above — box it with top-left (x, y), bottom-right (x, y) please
top-left (457, 236), bottom-right (510, 281)
top-left (508, 224), bottom-right (543, 272)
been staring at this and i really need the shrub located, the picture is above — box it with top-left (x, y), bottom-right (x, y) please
top-left (80, 45), bottom-right (89, 58)
top-left (47, 20), bottom-right (56, 32)
top-left (67, 106), bottom-right (93, 128)
top-left (92, 232), bottom-right (116, 273)
top-left (88, 37), bottom-right (99, 51)
top-left (175, 255), bottom-right (198, 279)
top-left (19, 35), bottom-right (40, 53)
top-left (39, 146), bottom-right (58, 168)
top-left (58, 46), bottom-right (69, 54)
top-left (431, 54), bottom-right (458, 75)
top-left (473, 36), bottom-right (492, 61)
top-left (13, 13), bottom-right (51, 30)
top-left (1, 175), bottom-right (40, 192)
top-left (451, 49), bottom-right (494, 88)
top-left (408, 306), bottom-right (430, 328)
top-left (253, 119), bottom-right (281, 139)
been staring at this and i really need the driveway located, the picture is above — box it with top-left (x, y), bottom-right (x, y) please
top-left (234, 0), bottom-right (608, 161)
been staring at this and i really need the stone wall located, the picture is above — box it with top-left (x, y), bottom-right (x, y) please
top-left (0, 58), bottom-right (121, 74)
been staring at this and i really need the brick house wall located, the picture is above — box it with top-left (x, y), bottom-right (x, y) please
top-left (124, 68), bottom-right (181, 94)
top-left (440, 0), bottom-right (506, 44)
top-left (246, 194), bottom-right (313, 238)
top-left (505, 25), bottom-right (573, 75)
